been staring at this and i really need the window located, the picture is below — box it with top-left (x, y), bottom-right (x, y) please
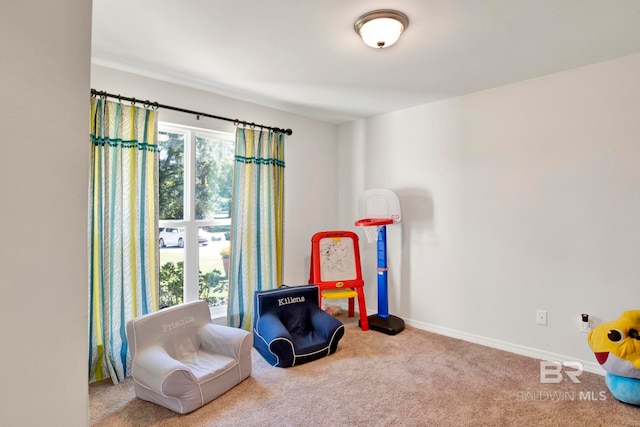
top-left (158, 123), bottom-right (234, 318)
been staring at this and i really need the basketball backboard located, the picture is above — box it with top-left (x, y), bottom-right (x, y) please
top-left (357, 188), bottom-right (401, 223)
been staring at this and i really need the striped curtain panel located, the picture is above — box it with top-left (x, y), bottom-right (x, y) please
top-left (228, 128), bottom-right (285, 330)
top-left (88, 98), bottom-right (159, 384)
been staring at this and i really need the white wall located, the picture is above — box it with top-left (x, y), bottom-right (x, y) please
top-left (339, 53), bottom-right (640, 371)
top-left (0, 1), bottom-right (91, 426)
top-left (91, 65), bottom-right (339, 284)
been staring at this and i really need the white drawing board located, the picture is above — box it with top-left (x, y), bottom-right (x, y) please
top-left (318, 236), bottom-right (357, 282)
top-left (358, 188), bottom-right (401, 223)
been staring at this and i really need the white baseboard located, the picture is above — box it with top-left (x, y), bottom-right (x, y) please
top-left (403, 318), bottom-right (606, 376)
top-left (330, 300), bottom-right (606, 376)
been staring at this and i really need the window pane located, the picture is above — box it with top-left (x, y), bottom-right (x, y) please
top-left (159, 227), bottom-right (185, 308)
top-left (157, 125), bottom-right (234, 312)
top-left (198, 227), bottom-right (229, 307)
top-left (159, 131), bottom-right (185, 220)
top-left (195, 135), bottom-right (234, 220)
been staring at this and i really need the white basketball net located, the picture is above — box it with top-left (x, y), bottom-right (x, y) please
top-left (361, 225), bottom-right (381, 244)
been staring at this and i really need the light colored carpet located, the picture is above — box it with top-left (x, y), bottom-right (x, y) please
top-left (90, 315), bottom-right (640, 426)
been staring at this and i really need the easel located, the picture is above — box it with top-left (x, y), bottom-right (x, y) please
top-left (309, 230), bottom-right (369, 331)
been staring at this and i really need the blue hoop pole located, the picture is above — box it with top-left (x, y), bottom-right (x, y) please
top-left (377, 225), bottom-right (389, 318)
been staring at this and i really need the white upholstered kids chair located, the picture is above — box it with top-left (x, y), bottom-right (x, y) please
top-left (126, 300), bottom-right (253, 414)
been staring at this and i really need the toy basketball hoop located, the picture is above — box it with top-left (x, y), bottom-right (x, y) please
top-left (355, 217), bottom-right (393, 243)
top-left (354, 188), bottom-right (405, 335)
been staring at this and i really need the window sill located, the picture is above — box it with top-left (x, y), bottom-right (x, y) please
top-left (209, 305), bottom-right (227, 325)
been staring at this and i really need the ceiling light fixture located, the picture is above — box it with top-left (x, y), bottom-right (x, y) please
top-left (354, 9), bottom-right (409, 49)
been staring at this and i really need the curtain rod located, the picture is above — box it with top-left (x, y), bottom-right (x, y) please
top-left (91, 89), bottom-right (293, 136)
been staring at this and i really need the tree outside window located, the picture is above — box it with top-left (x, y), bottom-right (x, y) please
top-left (157, 125), bottom-right (234, 309)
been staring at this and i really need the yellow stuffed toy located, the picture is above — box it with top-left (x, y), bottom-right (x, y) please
top-left (588, 310), bottom-right (640, 405)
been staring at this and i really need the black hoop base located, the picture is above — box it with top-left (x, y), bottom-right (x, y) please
top-left (360, 314), bottom-right (405, 335)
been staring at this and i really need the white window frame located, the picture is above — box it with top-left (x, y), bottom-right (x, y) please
top-left (158, 122), bottom-right (233, 321)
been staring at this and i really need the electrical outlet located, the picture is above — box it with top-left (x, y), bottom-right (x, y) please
top-left (580, 313), bottom-right (592, 333)
top-left (536, 309), bottom-right (547, 326)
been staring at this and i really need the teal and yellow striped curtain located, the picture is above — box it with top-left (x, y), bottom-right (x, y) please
top-left (228, 128), bottom-right (285, 330)
top-left (88, 98), bottom-right (159, 384)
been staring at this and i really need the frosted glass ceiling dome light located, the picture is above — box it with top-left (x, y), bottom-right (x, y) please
top-left (354, 9), bottom-right (409, 49)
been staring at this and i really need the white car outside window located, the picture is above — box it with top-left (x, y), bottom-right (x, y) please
top-left (159, 228), bottom-right (208, 248)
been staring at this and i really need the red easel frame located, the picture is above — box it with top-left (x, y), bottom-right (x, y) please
top-left (309, 230), bottom-right (369, 331)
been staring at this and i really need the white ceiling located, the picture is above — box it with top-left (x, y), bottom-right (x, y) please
top-left (92, 0), bottom-right (640, 125)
